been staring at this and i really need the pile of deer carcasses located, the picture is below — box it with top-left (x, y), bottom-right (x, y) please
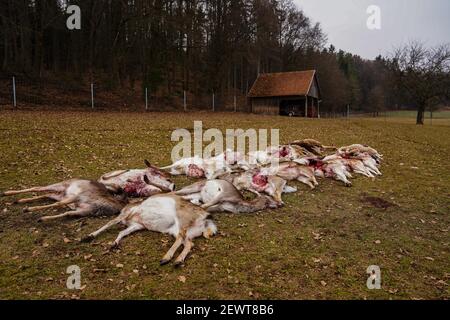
top-left (1, 139), bottom-right (383, 266)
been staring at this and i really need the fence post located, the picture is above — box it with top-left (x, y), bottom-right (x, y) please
top-left (91, 83), bottom-right (94, 110)
top-left (184, 90), bottom-right (187, 112)
top-left (212, 92), bottom-right (215, 112)
top-left (12, 76), bottom-right (17, 108)
top-left (317, 100), bottom-right (320, 118)
top-left (234, 95), bottom-right (237, 112)
top-left (145, 87), bottom-right (148, 111)
top-left (347, 105), bottom-right (350, 119)
top-left (304, 96), bottom-right (308, 118)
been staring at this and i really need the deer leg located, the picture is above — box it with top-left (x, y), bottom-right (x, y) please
top-left (101, 170), bottom-right (130, 180)
top-left (160, 234), bottom-right (184, 266)
top-left (335, 173), bottom-right (352, 187)
top-left (247, 188), bottom-right (262, 197)
top-left (174, 238), bottom-right (194, 266)
top-left (356, 169), bottom-right (374, 178)
top-left (201, 195), bottom-right (224, 210)
top-left (273, 189), bottom-right (283, 203)
top-left (312, 175), bottom-right (319, 186)
top-left (111, 223), bottom-right (144, 248)
top-left (297, 176), bottom-right (315, 189)
top-left (15, 194), bottom-right (54, 204)
top-left (2, 181), bottom-right (68, 197)
top-left (283, 185), bottom-right (297, 193)
top-left (24, 196), bottom-right (76, 213)
top-left (181, 193), bottom-right (201, 202)
top-left (82, 216), bottom-right (124, 242)
top-left (205, 204), bottom-right (222, 213)
top-left (175, 181), bottom-right (206, 196)
top-left (3, 186), bottom-right (57, 197)
top-left (38, 207), bottom-right (93, 222)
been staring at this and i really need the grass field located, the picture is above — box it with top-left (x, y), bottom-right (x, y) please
top-left (0, 111), bottom-right (448, 300)
top-left (382, 110), bottom-right (450, 126)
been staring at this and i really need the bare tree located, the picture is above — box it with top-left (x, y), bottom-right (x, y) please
top-left (389, 41), bottom-right (450, 125)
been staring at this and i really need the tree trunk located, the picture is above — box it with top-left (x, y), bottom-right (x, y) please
top-left (2, 15), bottom-right (7, 70)
top-left (416, 106), bottom-right (425, 125)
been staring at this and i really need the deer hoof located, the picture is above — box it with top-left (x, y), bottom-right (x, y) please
top-left (173, 261), bottom-right (185, 268)
top-left (109, 243), bottom-right (120, 251)
top-left (81, 235), bottom-right (95, 243)
top-left (159, 259), bottom-right (171, 266)
top-left (23, 207), bottom-right (30, 213)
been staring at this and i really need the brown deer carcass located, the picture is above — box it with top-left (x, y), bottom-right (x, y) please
top-left (216, 170), bottom-right (293, 203)
top-left (82, 194), bottom-right (217, 266)
top-left (176, 179), bottom-right (282, 214)
top-left (308, 159), bottom-right (353, 187)
top-left (338, 144), bottom-right (383, 164)
top-left (1, 179), bottom-right (127, 222)
top-left (262, 162), bottom-right (319, 189)
top-left (99, 160), bottom-right (175, 197)
top-left (290, 139), bottom-right (337, 156)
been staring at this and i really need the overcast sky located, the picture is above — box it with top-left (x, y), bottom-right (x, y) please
top-left (294, 0), bottom-right (450, 60)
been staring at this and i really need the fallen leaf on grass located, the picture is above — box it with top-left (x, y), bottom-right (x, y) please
top-left (389, 289), bottom-right (398, 294)
top-left (178, 276), bottom-right (186, 283)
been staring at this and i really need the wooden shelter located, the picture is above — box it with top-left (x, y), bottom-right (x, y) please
top-left (248, 70), bottom-right (321, 117)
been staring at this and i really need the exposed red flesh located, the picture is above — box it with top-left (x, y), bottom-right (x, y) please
top-left (187, 164), bottom-right (205, 178)
top-left (252, 172), bottom-right (269, 191)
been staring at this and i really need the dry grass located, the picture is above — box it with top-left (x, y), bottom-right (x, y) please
top-left (0, 111), bottom-right (448, 300)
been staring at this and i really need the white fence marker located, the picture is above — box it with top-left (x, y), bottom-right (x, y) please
top-left (12, 76), bottom-right (17, 108)
top-left (91, 83), bottom-right (94, 109)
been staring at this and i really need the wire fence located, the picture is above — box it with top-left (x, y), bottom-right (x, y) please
top-left (0, 75), bottom-right (250, 112)
top-left (1, 75), bottom-right (443, 122)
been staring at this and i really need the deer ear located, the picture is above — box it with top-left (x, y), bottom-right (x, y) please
top-left (143, 175), bottom-right (151, 185)
top-left (144, 159), bottom-right (151, 168)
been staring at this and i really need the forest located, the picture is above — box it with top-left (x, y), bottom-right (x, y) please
top-left (1, 0), bottom-right (449, 122)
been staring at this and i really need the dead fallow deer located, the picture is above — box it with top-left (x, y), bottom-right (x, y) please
top-left (1, 179), bottom-right (127, 222)
top-left (289, 139), bottom-right (337, 157)
top-left (262, 162), bottom-right (319, 190)
top-left (175, 179), bottom-right (282, 214)
top-left (308, 158), bottom-right (353, 187)
top-left (322, 154), bottom-right (375, 178)
top-left (82, 194), bottom-right (217, 266)
top-left (338, 144), bottom-right (383, 164)
top-left (160, 156), bottom-right (206, 178)
top-left (99, 160), bottom-right (175, 198)
top-left (216, 170), bottom-right (294, 203)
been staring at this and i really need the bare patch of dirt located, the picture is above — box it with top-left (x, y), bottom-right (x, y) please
top-left (361, 196), bottom-right (396, 209)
